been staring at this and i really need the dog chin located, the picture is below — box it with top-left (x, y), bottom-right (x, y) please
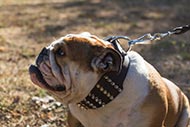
top-left (29, 65), bottom-right (66, 92)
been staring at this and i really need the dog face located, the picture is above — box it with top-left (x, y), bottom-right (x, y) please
top-left (29, 33), bottom-right (122, 104)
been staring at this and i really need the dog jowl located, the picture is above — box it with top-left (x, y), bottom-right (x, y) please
top-left (29, 32), bottom-right (190, 127)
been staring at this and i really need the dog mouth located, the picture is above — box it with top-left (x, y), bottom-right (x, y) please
top-left (29, 48), bottom-right (66, 92)
top-left (29, 47), bottom-right (66, 92)
top-left (29, 64), bottom-right (66, 92)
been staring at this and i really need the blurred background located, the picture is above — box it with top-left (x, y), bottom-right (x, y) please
top-left (0, 0), bottom-right (190, 127)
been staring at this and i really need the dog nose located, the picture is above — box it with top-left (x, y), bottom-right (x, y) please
top-left (36, 47), bottom-right (49, 67)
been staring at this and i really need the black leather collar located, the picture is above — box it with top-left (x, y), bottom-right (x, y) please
top-left (77, 39), bottom-right (130, 110)
top-left (77, 57), bottom-right (130, 110)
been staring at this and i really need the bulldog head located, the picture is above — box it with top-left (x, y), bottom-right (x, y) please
top-left (29, 33), bottom-right (123, 104)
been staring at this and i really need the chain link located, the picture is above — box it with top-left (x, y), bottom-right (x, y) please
top-left (105, 25), bottom-right (190, 51)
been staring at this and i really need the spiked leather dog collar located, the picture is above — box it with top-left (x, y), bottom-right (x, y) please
top-left (77, 38), bottom-right (130, 110)
top-left (77, 56), bottom-right (130, 110)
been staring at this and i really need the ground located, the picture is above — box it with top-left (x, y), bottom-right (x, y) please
top-left (0, 0), bottom-right (190, 127)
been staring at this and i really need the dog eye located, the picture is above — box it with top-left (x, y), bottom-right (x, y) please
top-left (56, 48), bottom-right (65, 56)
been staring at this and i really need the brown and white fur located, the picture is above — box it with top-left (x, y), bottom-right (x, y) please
top-left (29, 32), bottom-right (190, 127)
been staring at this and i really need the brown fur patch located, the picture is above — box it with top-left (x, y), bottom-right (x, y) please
top-left (164, 83), bottom-right (183, 126)
top-left (142, 62), bottom-right (168, 127)
top-left (55, 35), bottom-right (114, 72)
top-left (143, 61), bottom-right (184, 126)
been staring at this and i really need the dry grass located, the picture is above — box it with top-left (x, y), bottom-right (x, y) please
top-left (0, 0), bottom-right (190, 126)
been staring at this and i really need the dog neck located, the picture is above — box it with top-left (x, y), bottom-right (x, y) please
top-left (77, 55), bottom-right (130, 110)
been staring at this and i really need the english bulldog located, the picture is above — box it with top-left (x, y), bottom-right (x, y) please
top-left (29, 32), bottom-right (190, 127)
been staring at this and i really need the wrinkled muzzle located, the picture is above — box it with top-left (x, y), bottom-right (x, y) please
top-left (29, 47), bottom-right (66, 92)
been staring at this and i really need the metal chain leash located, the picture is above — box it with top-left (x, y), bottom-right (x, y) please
top-left (105, 24), bottom-right (190, 51)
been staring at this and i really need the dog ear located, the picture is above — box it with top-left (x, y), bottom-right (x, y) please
top-left (91, 48), bottom-right (123, 73)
